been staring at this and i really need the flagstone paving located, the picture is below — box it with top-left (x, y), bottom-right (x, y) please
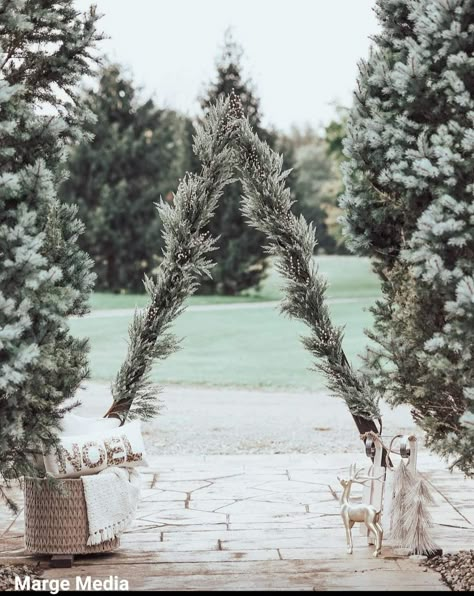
top-left (1, 453), bottom-right (473, 591)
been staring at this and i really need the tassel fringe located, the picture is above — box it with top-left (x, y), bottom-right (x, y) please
top-left (86, 511), bottom-right (136, 546)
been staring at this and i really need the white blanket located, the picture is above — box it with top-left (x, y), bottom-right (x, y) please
top-left (82, 466), bottom-right (141, 546)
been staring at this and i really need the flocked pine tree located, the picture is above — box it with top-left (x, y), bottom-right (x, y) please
top-left (403, 476), bottom-right (438, 555)
top-left (341, 0), bottom-right (474, 474)
top-left (198, 29), bottom-right (272, 294)
top-left (0, 0), bottom-right (100, 507)
top-left (60, 63), bottom-right (188, 292)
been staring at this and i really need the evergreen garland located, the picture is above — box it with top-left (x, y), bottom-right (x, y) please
top-left (232, 110), bottom-right (381, 427)
top-left (107, 98), bottom-right (239, 421)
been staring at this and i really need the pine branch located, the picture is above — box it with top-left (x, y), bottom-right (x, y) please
top-left (107, 98), bottom-right (240, 422)
top-left (232, 113), bottom-right (381, 422)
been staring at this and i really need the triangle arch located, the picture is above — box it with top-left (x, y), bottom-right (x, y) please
top-left (106, 94), bottom-right (382, 447)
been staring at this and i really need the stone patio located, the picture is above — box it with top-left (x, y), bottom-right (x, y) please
top-left (1, 453), bottom-right (473, 591)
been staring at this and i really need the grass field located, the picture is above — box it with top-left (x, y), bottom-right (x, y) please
top-left (72, 256), bottom-right (380, 391)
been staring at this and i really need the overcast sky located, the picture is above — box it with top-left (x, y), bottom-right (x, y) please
top-left (76, 0), bottom-right (378, 132)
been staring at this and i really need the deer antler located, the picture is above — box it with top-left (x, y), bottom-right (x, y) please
top-left (349, 464), bottom-right (384, 484)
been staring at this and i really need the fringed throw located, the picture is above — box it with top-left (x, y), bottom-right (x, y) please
top-left (82, 466), bottom-right (141, 546)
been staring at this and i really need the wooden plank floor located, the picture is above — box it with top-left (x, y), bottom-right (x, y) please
top-left (1, 453), bottom-right (473, 591)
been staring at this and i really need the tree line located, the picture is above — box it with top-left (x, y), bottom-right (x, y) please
top-left (59, 31), bottom-right (346, 294)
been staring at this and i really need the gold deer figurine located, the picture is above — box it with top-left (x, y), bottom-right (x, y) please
top-left (338, 464), bottom-right (384, 557)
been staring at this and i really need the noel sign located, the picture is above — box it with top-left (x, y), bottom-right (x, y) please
top-left (43, 420), bottom-right (148, 478)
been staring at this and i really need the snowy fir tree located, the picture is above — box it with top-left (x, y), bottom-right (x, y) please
top-left (0, 0), bottom-right (100, 506)
top-left (341, 0), bottom-right (474, 474)
top-left (61, 63), bottom-right (188, 292)
top-left (198, 30), bottom-right (273, 294)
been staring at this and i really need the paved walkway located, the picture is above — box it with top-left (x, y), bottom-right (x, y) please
top-left (1, 453), bottom-right (473, 591)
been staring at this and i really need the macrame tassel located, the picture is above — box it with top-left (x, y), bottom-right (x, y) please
top-left (389, 460), bottom-right (415, 545)
top-left (402, 476), bottom-right (438, 555)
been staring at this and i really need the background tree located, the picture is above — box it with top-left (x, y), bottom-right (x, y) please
top-left (61, 63), bottom-right (187, 292)
top-left (279, 125), bottom-right (346, 253)
top-left (324, 108), bottom-right (350, 250)
top-left (198, 30), bottom-right (273, 294)
top-left (0, 0), bottom-right (100, 505)
top-left (325, 106), bottom-right (349, 164)
top-left (341, 0), bottom-right (474, 474)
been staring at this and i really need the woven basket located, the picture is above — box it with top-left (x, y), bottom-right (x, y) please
top-left (24, 477), bottom-right (120, 555)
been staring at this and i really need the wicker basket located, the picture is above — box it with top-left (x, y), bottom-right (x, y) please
top-left (24, 477), bottom-right (120, 555)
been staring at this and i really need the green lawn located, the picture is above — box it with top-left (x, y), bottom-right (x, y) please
top-left (89, 291), bottom-right (265, 311)
top-left (73, 256), bottom-right (380, 390)
top-left (89, 255), bottom-right (380, 309)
